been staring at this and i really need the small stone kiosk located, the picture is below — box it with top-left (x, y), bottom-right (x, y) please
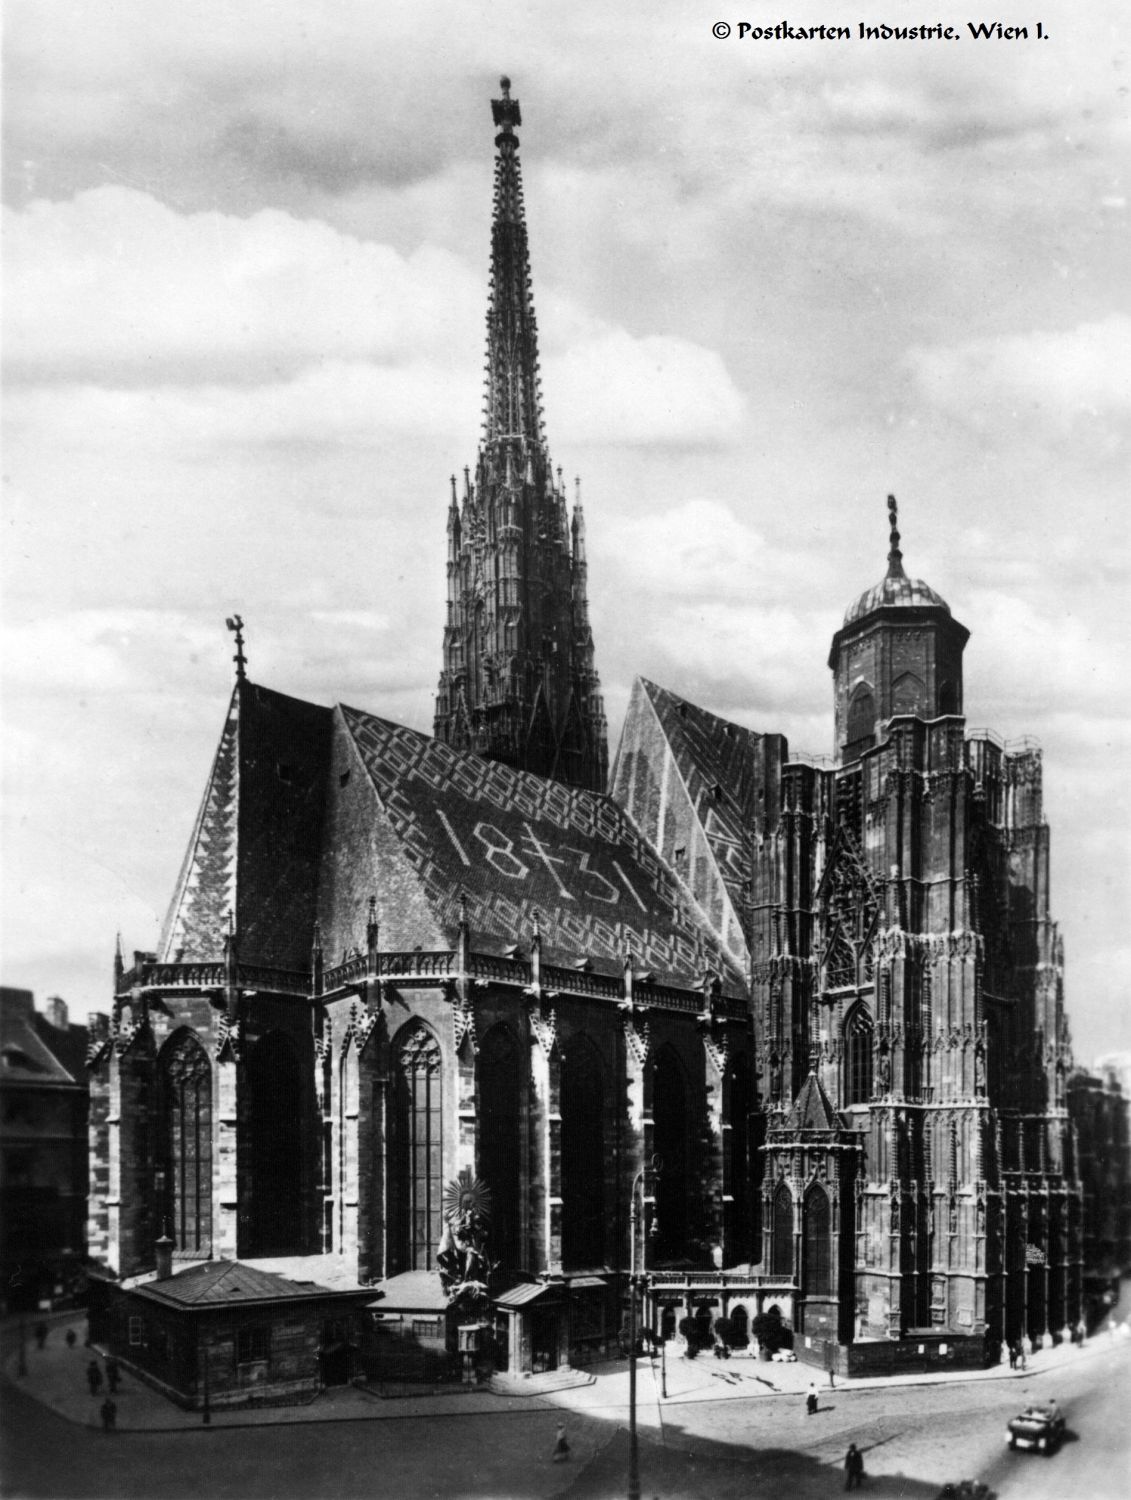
top-left (92, 1250), bottom-right (368, 1410)
top-left (494, 1280), bottom-right (570, 1375)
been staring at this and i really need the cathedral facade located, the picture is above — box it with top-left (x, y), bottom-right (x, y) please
top-left (87, 79), bottom-right (1113, 1396)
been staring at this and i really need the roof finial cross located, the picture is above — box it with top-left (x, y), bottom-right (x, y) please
top-left (225, 614), bottom-right (247, 681)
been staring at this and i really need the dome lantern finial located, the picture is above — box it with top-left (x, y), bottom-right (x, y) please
top-left (886, 493), bottom-right (904, 578)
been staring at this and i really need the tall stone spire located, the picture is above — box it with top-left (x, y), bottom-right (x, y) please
top-left (434, 78), bottom-right (608, 791)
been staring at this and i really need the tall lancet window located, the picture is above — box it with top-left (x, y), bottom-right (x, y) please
top-left (392, 1024), bottom-right (443, 1272)
top-left (654, 1046), bottom-right (693, 1262)
top-left (248, 1030), bottom-right (304, 1254)
top-left (845, 1006), bottom-right (874, 1106)
top-left (771, 1182), bottom-right (794, 1278)
top-left (158, 1030), bottom-right (212, 1258)
top-left (803, 1186), bottom-right (832, 1297)
top-left (478, 1024), bottom-right (522, 1270)
top-left (560, 1034), bottom-right (605, 1270)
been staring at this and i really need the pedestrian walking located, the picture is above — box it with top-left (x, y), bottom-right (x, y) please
top-left (1008, 1342), bottom-right (1017, 1369)
top-left (551, 1422), bottom-right (570, 1462)
top-left (1020, 1333), bottom-right (1032, 1367)
top-left (34, 1322), bottom-right (48, 1350)
top-left (1075, 1317), bottom-right (1087, 1345)
top-left (65, 1328), bottom-right (77, 1349)
top-left (844, 1443), bottom-right (864, 1490)
top-left (100, 1397), bottom-right (117, 1432)
top-left (87, 1359), bottom-right (103, 1396)
top-left (105, 1356), bottom-right (120, 1394)
top-left (806, 1382), bottom-right (818, 1415)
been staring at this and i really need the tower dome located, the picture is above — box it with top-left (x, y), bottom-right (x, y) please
top-left (828, 496), bottom-right (968, 763)
top-left (842, 495), bottom-right (951, 625)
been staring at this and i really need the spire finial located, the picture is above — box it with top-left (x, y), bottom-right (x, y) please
top-left (886, 494), bottom-right (904, 577)
top-left (492, 76), bottom-right (521, 135)
top-left (225, 615), bottom-right (247, 681)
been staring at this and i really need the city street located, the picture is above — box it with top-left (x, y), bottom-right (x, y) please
top-left (2, 1333), bottom-right (1129, 1499)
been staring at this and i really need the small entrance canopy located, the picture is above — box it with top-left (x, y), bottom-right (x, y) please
top-left (494, 1280), bottom-right (564, 1309)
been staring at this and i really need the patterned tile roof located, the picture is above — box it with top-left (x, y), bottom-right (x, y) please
top-left (635, 677), bottom-right (758, 895)
top-left (159, 689), bottom-right (240, 964)
top-left (609, 679), bottom-right (785, 968)
top-left (338, 705), bottom-right (740, 987)
top-left (159, 683), bottom-right (332, 969)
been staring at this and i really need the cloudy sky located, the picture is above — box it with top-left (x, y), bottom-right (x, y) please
top-left (3, 0), bottom-right (1128, 1059)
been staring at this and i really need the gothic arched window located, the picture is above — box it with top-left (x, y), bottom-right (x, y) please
top-left (891, 671), bottom-right (926, 718)
top-left (478, 1024), bottom-right (522, 1270)
top-left (726, 1057), bottom-right (754, 1262)
top-left (771, 1182), bottom-right (794, 1278)
top-left (845, 685), bottom-right (876, 759)
top-left (561, 1034), bottom-right (605, 1270)
top-left (803, 1186), bottom-right (832, 1297)
top-left (157, 1030), bottom-right (212, 1258)
top-left (845, 1006), bottom-right (874, 1106)
top-left (391, 1023), bottom-right (443, 1273)
top-left (248, 1030), bottom-right (304, 1254)
top-left (654, 1046), bottom-right (693, 1263)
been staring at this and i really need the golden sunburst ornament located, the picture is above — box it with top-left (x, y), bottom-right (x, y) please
top-left (443, 1168), bottom-right (492, 1225)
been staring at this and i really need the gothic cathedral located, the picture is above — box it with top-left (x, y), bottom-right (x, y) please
top-left (86, 79), bottom-right (1118, 1404)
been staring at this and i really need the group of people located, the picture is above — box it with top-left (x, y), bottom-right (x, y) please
top-left (85, 1354), bottom-right (121, 1431)
top-left (1006, 1333), bottom-right (1033, 1369)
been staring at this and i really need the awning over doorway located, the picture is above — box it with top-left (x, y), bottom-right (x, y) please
top-left (494, 1281), bottom-right (563, 1308)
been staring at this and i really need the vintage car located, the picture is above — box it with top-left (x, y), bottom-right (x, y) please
top-left (1005, 1405), bottom-right (1066, 1454)
top-left (935, 1483), bottom-right (989, 1500)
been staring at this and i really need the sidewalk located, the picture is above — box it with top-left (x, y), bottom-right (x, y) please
top-left (0, 1319), bottom-right (564, 1432)
top-left (552, 1327), bottom-right (1121, 1421)
top-left (4, 1314), bottom-right (1122, 1434)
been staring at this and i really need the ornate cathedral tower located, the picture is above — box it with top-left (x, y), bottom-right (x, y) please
top-left (434, 78), bottom-right (608, 791)
top-left (748, 496), bottom-right (1082, 1372)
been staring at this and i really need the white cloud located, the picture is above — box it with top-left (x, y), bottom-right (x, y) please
top-left (906, 317), bottom-right (1131, 436)
top-left (4, 187), bottom-right (743, 453)
top-left (3, 187), bottom-right (484, 381)
top-left (547, 335), bottom-right (745, 447)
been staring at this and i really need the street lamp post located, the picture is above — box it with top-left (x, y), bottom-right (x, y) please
top-left (628, 1171), bottom-right (642, 1500)
top-left (627, 1156), bottom-right (660, 1500)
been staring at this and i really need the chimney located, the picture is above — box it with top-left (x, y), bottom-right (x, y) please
top-left (44, 996), bottom-right (69, 1031)
top-left (155, 1233), bottom-right (174, 1282)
